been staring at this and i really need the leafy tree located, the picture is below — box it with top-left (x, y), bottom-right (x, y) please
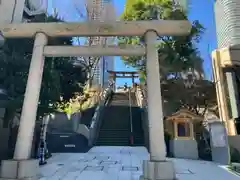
top-left (120, 0), bottom-right (204, 80)
top-left (0, 14), bottom-right (87, 125)
top-left (162, 78), bottom-right (217, 116)
top-left (121, 0), bottom-right (218, 116)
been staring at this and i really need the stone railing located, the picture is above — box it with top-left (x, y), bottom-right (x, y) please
top-left (88, 85), bottom-right (113, 146)
top-left (135, 86), bottom-right (143, 107)
top-left (135, 84), bottom-right (149, 149)
top-left (135, 84), bottom-right (148, 108)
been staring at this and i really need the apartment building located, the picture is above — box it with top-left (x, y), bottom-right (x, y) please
top-left (90, 0), bottom-right (115, 88)
top-left (214, 0), bottom-right (240, 48)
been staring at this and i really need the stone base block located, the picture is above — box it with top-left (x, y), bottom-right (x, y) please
top-left (170, 139), bottom-right (198, 159)
top-left (141, 160), bottom-right (176, 180)
top-left (0, 159), bottom-right (38, 180)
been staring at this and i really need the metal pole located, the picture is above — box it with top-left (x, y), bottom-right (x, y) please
top-left (101, 38), bottom-right (107, 88)
top-left (102, 57), bottom-right (105, 88)
top-left (128, 88), bottom-right (134, 145)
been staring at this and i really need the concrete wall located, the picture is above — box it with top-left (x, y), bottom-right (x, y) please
top-left (46, 112), bottom-right (92, 139)
top-left (46, 112), bottom-right (84, 133)
top-left (0, 110), bottom-right (87, 161)
top-left (46, 112), bottom-right (90, 153)
top-left (47, 112), bottom-right (73, 133)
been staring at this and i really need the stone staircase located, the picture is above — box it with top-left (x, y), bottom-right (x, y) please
top-left (131, 106), bottom-right (145, 146)
top-left (96, 92), bottom-right (144, 146)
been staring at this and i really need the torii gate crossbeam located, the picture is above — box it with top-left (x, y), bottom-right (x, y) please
top-left (0, 20), bottom-right (191, 37)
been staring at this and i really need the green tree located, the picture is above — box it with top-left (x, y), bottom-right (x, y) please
top-left (121, 0), bottom-right (218, 115)
top-left (0, 14), bottom-right (87, 125)
top-left (162, 78), bottom-right (217, 116)
top-left (120, 0), bottom-right (204, 80)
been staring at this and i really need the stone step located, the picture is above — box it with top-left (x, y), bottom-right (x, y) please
top-left (96, 92), bottom-right (144, 146)
top-left (98, 134), bottom-right (130, 137)
top-left (98, 137), bottom-right (130, 140)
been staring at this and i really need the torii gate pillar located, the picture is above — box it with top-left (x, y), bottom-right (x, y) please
top-left (141, 31), bottom-right (175, 180)
top-left (0, 32), bottom-right (47, 180)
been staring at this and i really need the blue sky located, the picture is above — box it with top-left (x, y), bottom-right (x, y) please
top-left (49, 0), bottom-right (217, 86)
top-left (188, 0), bottom-right (217, 80)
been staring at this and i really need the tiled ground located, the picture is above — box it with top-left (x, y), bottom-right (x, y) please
top-left (38, 146), bottom-right (240, 180)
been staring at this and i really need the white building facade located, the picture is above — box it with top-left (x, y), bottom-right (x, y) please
top-left (214, 0), bottom-right (240, 48)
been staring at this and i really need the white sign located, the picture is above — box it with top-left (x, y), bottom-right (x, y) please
top-left (65, 144), bottom-right (75, 147)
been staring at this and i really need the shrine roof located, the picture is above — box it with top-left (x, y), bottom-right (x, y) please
top-left (166, 109), bottom-right (202, 121)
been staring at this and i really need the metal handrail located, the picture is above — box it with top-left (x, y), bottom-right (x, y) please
top-left (128, 88), bottom-right (134, 145)
top-left (135, 84), bottom-right (147, 108)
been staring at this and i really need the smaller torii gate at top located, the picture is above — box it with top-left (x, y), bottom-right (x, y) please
top-left (108, 70), bottom-right (139, 87)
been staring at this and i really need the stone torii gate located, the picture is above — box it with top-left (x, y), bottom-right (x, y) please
top-left (108, 70), bottom-right (139, 87)
top-left (0, 20), bottom-right (191, 180)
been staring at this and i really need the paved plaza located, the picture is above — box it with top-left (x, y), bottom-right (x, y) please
top-left (38, 146), bottom-right (240, 180)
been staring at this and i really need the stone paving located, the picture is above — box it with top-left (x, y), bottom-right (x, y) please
top-left (38, 146), bottom-right (240, 180)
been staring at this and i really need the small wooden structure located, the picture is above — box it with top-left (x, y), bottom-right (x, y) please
top-left (166, 109), bottom-right (202, 140)
top-left (108, 70), bottom-right (139, 87)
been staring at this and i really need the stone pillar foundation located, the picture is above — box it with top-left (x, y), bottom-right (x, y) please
top-left (0, 159), bottom-right (38, 180)
top-left (140, 160), bottom-right (176, 180)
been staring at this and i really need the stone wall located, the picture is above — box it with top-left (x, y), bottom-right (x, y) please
top-left (46, 112), bottom-right (91, 153)
top-left (46, 112), bottom-right (83, 133)
top-left (0, 110), bottom-right (90, 161)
